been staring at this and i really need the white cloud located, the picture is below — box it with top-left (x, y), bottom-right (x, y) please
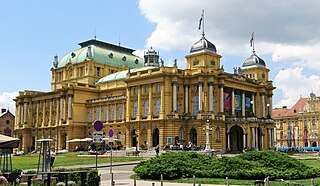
top-left (0, 92), bottom-right (18, 114)
top-left (274, 67), bottom-right (320, 108)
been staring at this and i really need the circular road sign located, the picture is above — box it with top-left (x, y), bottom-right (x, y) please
top-left (108, 129), bottom-right (114, 137)
top-left (93, 120), bottom-right (103, 131)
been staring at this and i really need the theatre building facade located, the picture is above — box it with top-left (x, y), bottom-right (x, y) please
top-left (14, 35), bottom-right (275, 153)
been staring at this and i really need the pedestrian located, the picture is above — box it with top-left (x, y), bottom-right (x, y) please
top-left (155, 145), bottom-right (160, 156)
top-left (50, 149), bottom-right (56, 171)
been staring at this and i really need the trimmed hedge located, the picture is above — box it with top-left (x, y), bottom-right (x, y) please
top-left (133, 151), bottom-right (320, 180)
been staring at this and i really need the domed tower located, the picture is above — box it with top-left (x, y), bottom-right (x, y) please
top-left (185, 11), bottom-right (221, 70)
top-left (241, 34), bottom-right (269, 82)
top-left (144, 47), bottom-right (160, 67)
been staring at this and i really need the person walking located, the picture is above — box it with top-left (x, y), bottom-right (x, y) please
top-left (155, 145), bottom-right (160, 156)
top-left (50, 149), bottom-right (56, 171)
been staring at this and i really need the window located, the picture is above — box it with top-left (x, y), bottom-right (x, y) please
top-left (193, 61), bottom-right (199, 66)
top-left (96, 67), bottom-right (101, 77)
top-left (280, 122), bottom-right (283, 129)
top-left (177, 99), bottom-right (181, 114)
top-left (215, 128), bottom-right (220, 142)
top-left (133, 101), bottom-right (138, 118)
top-left (262, 73), bottom-right (265, 79)
top-left (280, 131), bottom-right (283, 139)
top-left (295, 121), bottom-right (298, 127)
top-left (95, 107), bottom-right (100, 121)
top-left (179, 128), bottom-right (184, 140)
top-left (110, 105), bottom-right (115, 121)
top-left (312, 119), bottom-right (316, 126)
top-left (88, 108), bottom-right (93, 123)
top-left (103, 106), bottom-right (108, 122)
top-left (192, 95), bottom-right (199, 115)
top-left (6, 120), bottom-right (9, 124)
top-left (133, 87), bottom-right (138, 95)
top-left (211, 60), bottom-right (215, 65)
top-left (304, 120), bottom-right (308, 127)
top-left (155, 84), bottom-right (160, 92)
top-left (144, 99), bottom-right (149, 117)
top-left (144, 85), bottom-right (148, 93)
top-left (117, 105), bottom-right (123, 121)
top-left (155, 98), bottom-right (160, 116)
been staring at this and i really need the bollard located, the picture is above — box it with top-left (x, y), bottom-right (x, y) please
top-left (134, 174), bottom-right (137, 186)
top-left (111, 173), bottom-right (114, 186)
top-left (193, 175), bottom-right (196, 186)
top-left (198, 184), bottom-right (201, 186)
top-left (226, 177), bottom-right (229, 186)
top-left (161, 174), bottom-right (163, 186)
top-left (111, 180), bottom-right (115, 186)
top-left (152, 182), bottom-right (155, 186)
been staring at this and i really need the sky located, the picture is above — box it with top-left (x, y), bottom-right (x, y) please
top-left (1, 0), bottom-right (320, 113)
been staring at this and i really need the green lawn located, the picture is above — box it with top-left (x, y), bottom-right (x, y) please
top-left (12, 152), bottom-right (143, 170)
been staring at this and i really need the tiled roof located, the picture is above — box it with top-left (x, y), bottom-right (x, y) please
top-left (272, 98), bottom-right (307, 118)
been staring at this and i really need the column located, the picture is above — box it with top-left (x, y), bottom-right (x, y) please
top-left (251, 127), bottom-right (255, 149)
top-left (147, 127), bottom-right (152, 148)
top-left (268, 129), bottom-right (271, 149)
top-left (126, 127), bottom-right (130, 149)
top-left (295, 125), bottom-right (299, 147)
top-left (160, 83), bottom-right (165, 117)
top-left (60, 97), bottom-right (64, 121)
top-left (208, 82), bottom-right (214, 113)
top-left (18, 104), bottom-right (22, 124)
top-left (49, 99), bottom-right (53, 125)
top-left (255, 127), bottom-right (258, 149)
top-left (269, 94), bottom-right (273, 118)
top-left (231, 89), bottom-right (235, 116)
top-left (252, 94), bottom-right (255, 116)
top-left (36, 102), bottom-right (40, 127)
top-left (172, 82), bottom-right (177, 112)
top-left (126, 87), bottom-right (131, 121)
top-left (67, 95), bottom-right (72, 119)
top-left (137, 86), bottom-right (141, 120)
top-left (274, 126), bottom-right (277, 148)
top-left (198, 82), bottom-right (203, 112)
top-left (261, 131), bottom-right (264, 149)
top-left (184, 84), bottom-right (189, 114)
top-left (219, 84), bottom-right (224, 113)
top-left (23, 102), bottom-right (28, 123)
top-left (148, 84), bottom-right (153, 119)
top-left (205, 120), bottom-right (211, 151)
top-left (242, 92), bottom-right (245, 117)
top-left (261, 93), bottom-right (266, 118)
top-left (43, 101), bottom-right (46, 125)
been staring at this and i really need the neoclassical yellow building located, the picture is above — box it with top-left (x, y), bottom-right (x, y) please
top-left (273, 92), bottom-right (320, 148)
top-left (14, 34), bottom-right (275, 153)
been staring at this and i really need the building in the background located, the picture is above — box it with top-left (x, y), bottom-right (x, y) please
top-left (14, 33), bottom-right (275, 153)
top-left (273, 92), bottom-right (320, 148)
top-left (0, 108), bottom-right (15, 137)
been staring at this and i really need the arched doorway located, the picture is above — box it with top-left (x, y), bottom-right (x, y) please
top-left (229, 125), bottom-right (244, 151)
top-left (140, 128), bottom-right (147, 147)
top-left (132, 129), bottom-right (137, 147)
top-left (174, 136), bottom-right (179, 145)
top-left (312, 141), bottom-right (317, 147)
top-left (152, 128), bottom-right (159, 147)
top-left (190, 128), bottom-right (197, 145)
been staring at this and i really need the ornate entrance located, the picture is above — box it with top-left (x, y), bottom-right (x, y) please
top-left (229, 125), bottom-right (244, 151)
top-left (190, 128), bottom-right (197, 145)
top-left (152, 128), bottom-right (159, 147)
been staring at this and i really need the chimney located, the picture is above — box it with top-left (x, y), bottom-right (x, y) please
top-left (282, 106), bottom-right (287, 109)
top-left (1, 108), bottom-right (7, 114)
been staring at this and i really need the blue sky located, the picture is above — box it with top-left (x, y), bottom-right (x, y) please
top-left (1, 0), bottom-right (320, 113)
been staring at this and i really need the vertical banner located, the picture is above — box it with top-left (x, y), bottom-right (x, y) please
top-left (245, 97), bottom-right (251, 109)
top-left (224, 93), bottom-right (231, 109)
top-left (234, 94), bottom-right (242, 110)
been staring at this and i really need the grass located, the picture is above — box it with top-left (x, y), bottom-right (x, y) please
top-left (12, 152), bottom-right (143, 170)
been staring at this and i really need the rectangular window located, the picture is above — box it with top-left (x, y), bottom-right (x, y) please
top-left (117, 105), bottom-right (123, 121)
top-left (144, 99), bottom-right (149, 117)
top-left (155, 98), bottom-right (160, 116)
top-left (144, 85), bottom-right (148, 93)
top-left (102, 106), bottom-right (107, 122)
top-left (88, 108), bottom-right (93, 123)
top-left (211, 60), bottom-right (215, 65)
top-left (193, 61), bottom-right (199, 66)
top-left (110, 105), bottom-right (115, 121)
top-left (96, 67), bottom-right (101, 77)
top-left (155, 84), bottom-right (160, 92)
top-left (133, 101), bottom-right (138, 118)
top-left (133, 87), bottom-right (138, 95)
top-left (95, 107), bottom-right (100, 121)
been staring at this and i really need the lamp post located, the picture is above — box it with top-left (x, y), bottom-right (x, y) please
top-left (250, 100), bottom-right (254, 117)
top-left (267, 103), bottom-right (270, 119)
top-left (204, 119), bottom-right (212, 151)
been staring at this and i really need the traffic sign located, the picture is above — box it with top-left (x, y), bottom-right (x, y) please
top-left (93, 120), bottom-right (103, 131)
top-left (92, 131), bottom-right (103, 143)
top-left (108, 129), bottom-right (114, 137)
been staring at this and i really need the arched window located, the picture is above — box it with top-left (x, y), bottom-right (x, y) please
top-left (312, 119), bottom-right (316, 126)
top-left (144, 99), bottom-right (149, 117)
top-left (215, 127), bottom-right (220, 142)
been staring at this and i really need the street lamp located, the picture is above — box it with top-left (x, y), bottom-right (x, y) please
top-left (250, 100), bottom-right (254, 117)
top-left (267, 103), bottom-right (270, 119)
top-left (204, 119), bottom-right (212, 151)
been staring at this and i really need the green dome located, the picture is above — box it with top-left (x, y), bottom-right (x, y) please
top-left (57, 39), bottom-right (143, 69)
top-left (96, 66), bottom-right (157, 84)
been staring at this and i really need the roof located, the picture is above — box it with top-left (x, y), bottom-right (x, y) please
top-left (96, 66), bottom-right (157, 84)
top-left (242, 53), bottom-right (266, 68)
top-left (0, 110), bottom-right (14, 118)
top-left (272, 98), bottom-right (307, 118)
top-left (56, 39), bottom-right (143, 69)
top-left (190, 36), bottom-right (217, 54)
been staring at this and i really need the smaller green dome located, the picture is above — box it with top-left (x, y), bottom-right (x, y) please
top-left (57, 39), bottom-right (143, 69)
top-left (96, 66), bottom-right (157, 84)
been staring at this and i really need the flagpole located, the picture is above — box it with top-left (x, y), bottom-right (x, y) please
top-left (202, 9), bottom-right (205, 37)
